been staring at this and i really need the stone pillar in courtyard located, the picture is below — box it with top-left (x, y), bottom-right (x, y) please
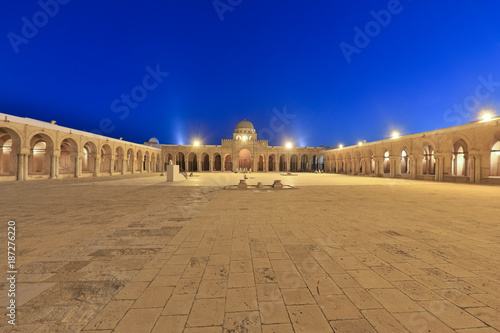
top-left (410, 155), bottom-right (418, 180)
top-left (17, 153), bottom-right (25, 181)
top-left (122, 159), bottom-right (127, 175)
top-left (94, 157), bottom-right (100, 176)
top-left (76, 154), bottom-right (82, 178)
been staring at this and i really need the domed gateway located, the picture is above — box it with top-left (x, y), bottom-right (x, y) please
top-left (150, 118), bottom-right (322, 173)
top-left (234, 119), bottom-right (256, 141)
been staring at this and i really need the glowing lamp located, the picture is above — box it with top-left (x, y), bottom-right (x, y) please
top-left (193, 141), bottom-right (200, 147)
top-left (358, 142), bottom-right (362, 146)
top-left (243, 135), bottom-right (248, 141)
top-left (285, 142), bottom-right (293, 149)
top-left (392, 132), bottom-right (400, 139)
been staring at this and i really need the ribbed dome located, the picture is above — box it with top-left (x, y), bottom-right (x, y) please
top-left (236, 120), bottom-right (254, 129)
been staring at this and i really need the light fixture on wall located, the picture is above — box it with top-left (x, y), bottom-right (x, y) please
top-left (193, 140), bottom-right (200, 147)
top-left (285, 142), bottom-right (293, 149)
top-left (391, 132), bottom-right (400, 139)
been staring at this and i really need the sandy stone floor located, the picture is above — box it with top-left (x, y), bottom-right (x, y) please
top-left (1, 172), bottom-right (500, 332)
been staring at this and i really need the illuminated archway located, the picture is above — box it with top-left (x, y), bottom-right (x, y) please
top-left (290, 154), bottom-right (299, 172)
top-left (239, 149), bottom-right (251, 170)
top-left (452, 139), bottom-right (468, 176)
top-left (490, 141), bottom-right (500, 177)
top-left (224, 154), bottom-right (232, 171)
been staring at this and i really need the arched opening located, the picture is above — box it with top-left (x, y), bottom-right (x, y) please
top-left (258, 154), bottom-right (264, 172)
top-left (401, 149), bottom-right (409, 174)
top-left (354, 152), bottom-right (362, 173)
top-left (279, 154), bottom-right (287, 171)
top-left (331, 155), bottom-right (336, 173)
top-left (115, 147), bottom-right (124, 173)
top-left (29, 134), bottom-right (54, 176)
top-left (201, 153), bottom-right (209, 171)
top-left (213, 153), bottom-right (222, 171)
top-left (224, 154), bottom-right (232, 171)
top-left (422, 145), bottom-right (435, 175)
top-left (126, 148), bottom-right (134, 172)
top-left (59, 138), bottom-right (78, 175)
top-left (452, 140), bottom-right (468, 176)
top-left (239, 149), bottom-right (251, 171)
top-left (100, 144), bottom-right (112, 174)
top-left (268, 154), bottom-right (276, 171)
top-left (367, 150), bottom-right (374, 174)
top-left (188, 152), bottom-right (198, 172)
top-left (311, 155), bottom-right (318, 171)
top-left (345, 154), bottom-right (351, 173)
top-left (383, 151), bottom-right (390, 174)
top-left (82, 142), bottom-right (97, 174)
top-left (0, 128), bottom-right (21, 177)
top-left (290, 154), bottom-right (299, 172)
top-left (150, 152), bottom-right (156, 172)
top-left (490, 141), bottom-right (500, 177)
top-left (144, 152), bottom-right (149, 171)
top-left (165, 153), bottom-right (173, 171)
top-left (301, 155), bottom-right (308, 172)
top-left (176, 152), bottom-right (185, 171)
top-left (136, 150), bottom-right (143, 172)
top-left (319, 155), bottom-right (324, 171)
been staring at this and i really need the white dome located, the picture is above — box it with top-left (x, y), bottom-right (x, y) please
top-left (149, 137), bottom-right (159, 144)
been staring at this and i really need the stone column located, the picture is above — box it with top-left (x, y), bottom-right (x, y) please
top-left (110, 158), bottom-right (115, 175)
top-left (50, 155), bottom-right (56, 179)
top-left (352, 159), bottom-right (358, 175)
top-left (209, 157), bottom-right (213, 172)
top-left (17, 153), bottom-right (25, 181)
top-left (410, 155), bottom-right (417, 180)
top-left (122, 159), bottom-right (127, 175)
top-left (76, 156), bottom-right (82, 178)
top-left (94, 158), bottom-right (100, 176)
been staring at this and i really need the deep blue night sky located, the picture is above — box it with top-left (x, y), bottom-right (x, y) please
top-left (2, 1), bottom-right (500, 147)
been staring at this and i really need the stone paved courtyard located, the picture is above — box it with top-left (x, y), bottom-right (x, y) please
top-left (1, 173), bottom-right (500, 332)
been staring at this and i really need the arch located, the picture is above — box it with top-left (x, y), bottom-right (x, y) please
top-left (136, 150), bottom-right (143, 172)
top-left (366, 149), bottom-right (375, 174)
top-left (311, 155), bottom-right (318, 171)
top-left (151, 152), bottom-right (157, 172)
top-left (239, 148), bottom-right (251, 171)
top-left (300, 154), bottom-right (308, 172)
top-left (268, 154), bottom-right (276, 172)
top-left (188, 152), bottom-right (198, 172)
top-left (452, 139), bottom-right (468, 176)
top-left (383, 150), bottom-right (390, 174)
top-left (258, 154), bottom-right (265, 172)
top-left (319, 155), bottom-right (325, 171)
top-left (176, 152), bottom-right (185, 171)
top-left (224, 154), bottom-right (232, 171)
top-left (201, 152), bottom-right (209, 171)
top-left (337, 153), bottom-right (343, 173)
top-left (144, 151), bottom-right (150, 171)
top-left (344, 153), bottom-right (351, 173)
top-left (489, 141), bottom-right (500, 177)
top-left (100, 144), bottom-right (112, 174)
top-left (0, 127), bottom-right (22, 177)
top-left (400, 148), bottom-right (409, 174)
top-left (330, 154), bottom-right (336, 173)
top-left (290, 154), bottom-right (299, 172)
top-left (59, 138), bottom-right (78, 175)
top-left (354, 151), bottom-right (362, 173)
top-left (126, 148), bottom-right (135, 172)
top-left (422, 144), bottom-right (435, 175)
top-left (213, 153), bottom-right (222, 171)
top-left (29, 133), bottom-right (54, 176)
top-left (279, 154), bottom-right (287, 171)
top-left (114, 146), bottom-right (125, 173)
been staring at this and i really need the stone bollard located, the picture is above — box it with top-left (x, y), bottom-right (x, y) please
top-left (238, 179), bottom-right (248, 189)
top-left (257, 182), bottom-right (263, 188)
top-left (273, 180), bottom-right (283, 188)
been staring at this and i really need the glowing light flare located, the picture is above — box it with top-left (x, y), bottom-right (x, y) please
top-left (243, 135), bottom-right (248, 141)
top-left (358, 142), bottom-right (363, 146)
top-left (193, 141), bottom-right (200, 147)
top-left (391, 132), bottom-right (400, 139)
top-left (285, 142), bottom-right (293, 149)
top-left (481, 112), bottom-right (494, 122)
top-left (339, 144), bottom-right (343, 149)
